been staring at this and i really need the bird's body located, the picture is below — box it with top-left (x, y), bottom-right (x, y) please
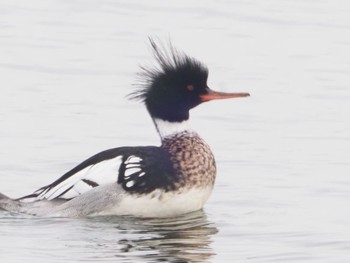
top-left (0, 39), bottom-right (249, 218)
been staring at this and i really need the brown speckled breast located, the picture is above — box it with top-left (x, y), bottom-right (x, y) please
top-left (161, 131), bottom-right (216, 189)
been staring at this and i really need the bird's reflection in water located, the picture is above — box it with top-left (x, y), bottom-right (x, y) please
top-left (94, 210), bottom-right (218, 263)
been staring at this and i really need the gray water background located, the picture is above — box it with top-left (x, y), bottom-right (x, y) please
top-left (0, 0), bottom-right (350, 262)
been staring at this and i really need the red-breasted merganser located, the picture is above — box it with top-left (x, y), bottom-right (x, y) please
top-left (0, 39), bottom-right (249, 218)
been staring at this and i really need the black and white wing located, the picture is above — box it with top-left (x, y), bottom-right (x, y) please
top-left (18, 146), bottom-right (177, 201)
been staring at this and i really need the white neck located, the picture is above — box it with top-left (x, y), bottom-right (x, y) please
top-left (153, 118), bottom-right (192, 139)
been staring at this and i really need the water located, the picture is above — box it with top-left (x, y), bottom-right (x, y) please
top-left (1, 0), bottom-right (350, 262)
top-left (1, 211), bottom-right (217, 262)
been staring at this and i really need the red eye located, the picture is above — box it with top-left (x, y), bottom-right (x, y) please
top-left (187, 85), bottom-right (194, 91)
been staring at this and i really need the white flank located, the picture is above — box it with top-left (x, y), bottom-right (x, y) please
top-left (97, 187), bottom-right (213, 218)
top-left (153, 118), bottom-right (192, 139)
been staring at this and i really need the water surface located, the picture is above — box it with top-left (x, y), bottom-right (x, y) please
top-left (1, 0), bottom-right (350, 262)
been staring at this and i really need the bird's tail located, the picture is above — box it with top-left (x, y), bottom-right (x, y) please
top-left (1, 192), bottom-right (68, 216)
top-left (0, 193), bottom-right (22, 213)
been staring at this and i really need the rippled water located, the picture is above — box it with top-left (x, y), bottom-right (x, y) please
top-left (1, 0), bottom-right (350, 262)
top-left (1, 211), bottom-right (217, 262)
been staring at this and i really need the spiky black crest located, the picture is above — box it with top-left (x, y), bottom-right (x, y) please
top-left (129, 38), bottom-right (209, 122)
top-left (129, 38), bottom-right (208, 102)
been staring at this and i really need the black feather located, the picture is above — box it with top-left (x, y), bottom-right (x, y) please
top-left (129, 38), bottom-right (210, 122)
top-left (129, 37), bottom-right (208, 102)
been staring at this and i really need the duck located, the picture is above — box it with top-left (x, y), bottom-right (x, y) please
top-left (0, 39), bottom-right (249, 217)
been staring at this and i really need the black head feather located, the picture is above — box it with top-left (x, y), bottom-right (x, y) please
top-left (129, 38), bottom-right (209, 122)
